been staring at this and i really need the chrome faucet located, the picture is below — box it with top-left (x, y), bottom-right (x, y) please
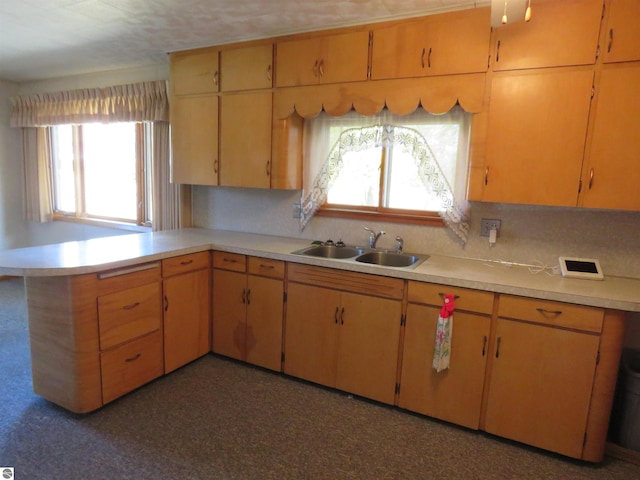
top-left (395, 236), bottom-right (404, 254)
top-left (363, 226), bottom-right (385, 248)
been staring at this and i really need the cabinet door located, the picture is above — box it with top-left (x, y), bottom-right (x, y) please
top-left (246, 274), bottom-right (283, 371)
top-left (284, 283), bottom-right (340, 387)
top-left (482, 68), bottom-right (594, 206)
top-left (602, 0), bottom-right (640, 64)
top-left (581, 63), bottom-right (640, 210)
top-left (371, 8), bottom-right (490, 80)
top-left (336, 292), bottom-right (401, 404)
top-left (399, 304), bottom-right (490, 429)
top-left (220, 44), bottom-right (273, 91)
top-left (212, 269), bottom-right (246, 360)
top-left (484, 319), bottom-right (600, 459)
top-left (170, 49), bottom-right (219, 95)
top-left (492, 0), bottom-right (603, 71)
top-left (276, 31), bottom-right (369, 87)
top-left (171, 94), bottom-right (219, 185)
top-left (219, 92), bottom-right (272, 188)
top-left (164, 268), bottom-right (211, 373)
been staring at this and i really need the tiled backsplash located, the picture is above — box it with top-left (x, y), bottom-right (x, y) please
top-left (193, 185), bottom-right (640, 279)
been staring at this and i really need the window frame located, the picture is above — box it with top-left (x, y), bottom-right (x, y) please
top-left (50, 122), bottom-right (152, 231)
top-left (314, 111), bottom-right (469, 228)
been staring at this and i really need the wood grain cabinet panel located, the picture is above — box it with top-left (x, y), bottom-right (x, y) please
top-left (98, 282), bottom-right (162, 350)
top-left (170, 48), bottom-right (219, 95)
top-left (482, 67), bottom-right (594, 206)
top-left (212, 253), bottom-right (284, 371)
top-left (220, 44), bottom-right (273, 91)
top-left (284, 265), bottom-right (403, 405)
top-left (276, 30), bottom-right (370, 87)
top-left (492, 0), bottom-right (603, 71)
top-left (602, 0), bottom-right (640, 64)
top-left (101, 329), bottom-right (164, 404)
top-left (580, 62), bottom-right (640, 210)
top-left (163, 252), bottom-right (211, 374)
top-left (219, 92), bottom-right (272, 188)
top-left (170, 94), bottom-right (219, 185)
top-left (371, 8), bottom-right (490, 80)
top-left (399, 282), bottom-right (493, 429)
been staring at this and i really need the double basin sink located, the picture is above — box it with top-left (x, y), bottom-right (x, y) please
top-left (291, 244), bottom-right (429, 269)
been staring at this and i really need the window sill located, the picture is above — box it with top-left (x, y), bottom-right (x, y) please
top-left (316, 208), bottom-right (444, 227)
top-left (53, 214), bottom-right (152, 233)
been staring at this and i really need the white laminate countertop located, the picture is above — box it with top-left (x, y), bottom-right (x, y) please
top-left (1, 228), bottom-right (639, 312)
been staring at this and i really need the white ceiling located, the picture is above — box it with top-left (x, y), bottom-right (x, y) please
top-left (0, 0), bottom-right (490, 83)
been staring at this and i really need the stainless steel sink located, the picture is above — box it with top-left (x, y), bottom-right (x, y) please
top-left (355, 251), bottom-right (428, 268)
top-left (292, 245), bottom-right (366, 259)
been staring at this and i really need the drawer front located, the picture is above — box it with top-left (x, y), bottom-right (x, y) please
top-left (213, 251), bottom-right (246, 272)
top-left (162, 251), bottom-right (210, 277)
top-left (407, 281), bottom-right (494, 315)
top-left (97, 262), bottom-right (161, 296)
top-left (248, 256), bottom-right (285, 279)
top-left (101, 330), bottom-right (164, 404)
top-left (497, 294), bottom-right (604, 333)
top-left (287, 263), bottom-right (404, 300)
top-left (98, 282), bottom-right (162, 350)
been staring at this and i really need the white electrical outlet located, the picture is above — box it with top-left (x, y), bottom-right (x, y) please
top-left (292, 203), bottom-right (301, 219)
top-left (480, 218), bottom-right (501, 237)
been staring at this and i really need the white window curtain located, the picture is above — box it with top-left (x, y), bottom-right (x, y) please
top-left (10, 81), bottom-right (190, 230)
top-left (301, 107), bottom-right (470, 244)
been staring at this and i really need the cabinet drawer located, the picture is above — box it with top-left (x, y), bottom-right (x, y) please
top-left (213, 251), bottom-right (246, 272)
top-left (101, 330), bottom-right (164, 404)
top-left (98, 282), bottom-right (162, 350)
top-left (407, 281), bottom-right (494, 314)
top-left (162, 251), bottom-right (211, 277)
top-left (497, 295), bottom-right (604, 333)
top-left (97, 262), bottom-right (161, 296)
top-left (248, 256), bottom-right (284, 279)
top-left (287, 263), bottom-right (404, 300)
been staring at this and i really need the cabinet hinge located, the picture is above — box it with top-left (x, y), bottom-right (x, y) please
top-left (283, 291), bottom-right (287, 303)
top-left (395, 383), bottom-right (401, 395)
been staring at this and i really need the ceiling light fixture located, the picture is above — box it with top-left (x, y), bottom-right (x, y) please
top-left (491, 0), bottom-right (532, 27)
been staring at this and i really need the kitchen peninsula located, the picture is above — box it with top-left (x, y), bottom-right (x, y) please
top-left (1, 227), bottom-right (639, 463)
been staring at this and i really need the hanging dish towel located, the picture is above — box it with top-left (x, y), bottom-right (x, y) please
top-left (432, 293), bottom-right (455, 373)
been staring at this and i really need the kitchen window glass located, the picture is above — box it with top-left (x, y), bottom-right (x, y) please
top-left (50, 122), bottom-right (152, 228)
top-left (301, 107), bottom-right (470, 230)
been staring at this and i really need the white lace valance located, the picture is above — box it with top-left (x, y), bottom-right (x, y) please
top-left (10, 80), bottom-right (169, 127)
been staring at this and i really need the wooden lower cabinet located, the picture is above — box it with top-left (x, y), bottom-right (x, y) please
top-left (399, 304), bottom-right (491, 429)
top-left (101, 329), bottom-right (164, 404)
top-left (162, 252), bottom-right (212, 373)
top-left (399, 282), bottom-right (493, 429)
top-left (284, 265), bottom-right (404, 405)
top-left (483, 318), bottom-right (599, 458)
top-left (212, 253), bottom-right (284, 371)
top-left (481, 295), bottom-right (625, 462)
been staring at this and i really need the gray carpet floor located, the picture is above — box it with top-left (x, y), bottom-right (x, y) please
top-left (1, 276), bottom-right (639, 479)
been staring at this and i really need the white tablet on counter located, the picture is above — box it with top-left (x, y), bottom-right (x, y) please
top-left (558, 257), bottom-right (604, 280)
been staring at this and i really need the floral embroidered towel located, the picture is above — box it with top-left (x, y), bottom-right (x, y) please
top-left (432, 293), bottom-right (455, 373)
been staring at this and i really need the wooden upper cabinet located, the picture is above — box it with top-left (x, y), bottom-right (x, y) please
top-left (371, 8), bottom-right (491, 80)
top-left (170, 94), bottom-right (219, 185)
top-left (492, 0), bottom-right (604, 71)
top-left (602, 0), bottom-right (640, 63)
top-left (170, 48), bottom-right (219, 95)
top-left (482, 67), bottom-right (594, 206)
top-left (581, 62), bottom-right (640, 210)
top-left (275, 30), bottom-right (370, 87)
top-left (220, 44), bottom-right (274, 91)
top-left (219, 92), bottom-right (272, 188)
